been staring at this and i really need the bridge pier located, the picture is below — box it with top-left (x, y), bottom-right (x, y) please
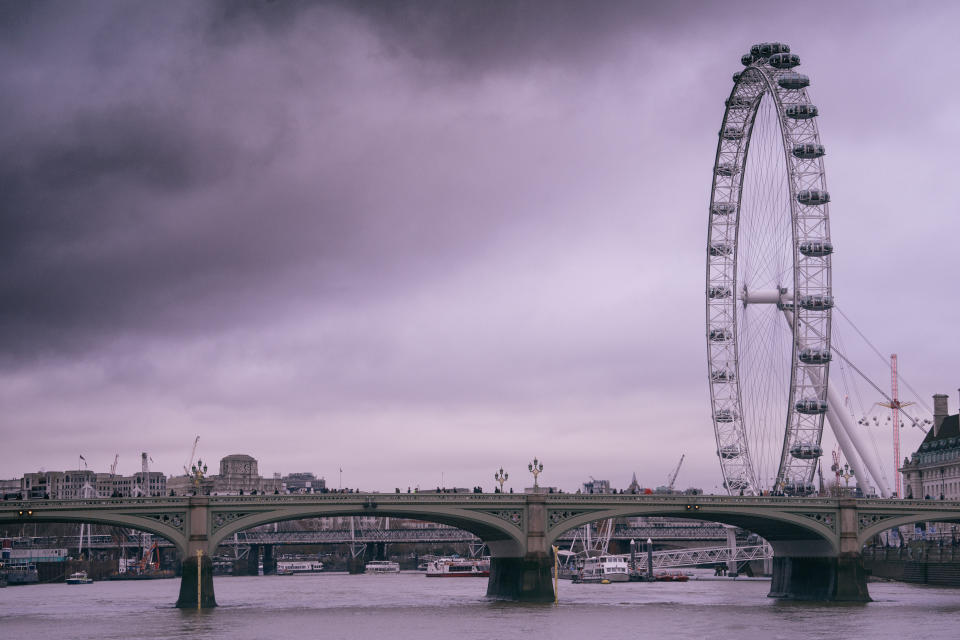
top-left (262, 544), bottom-right (276, 575)
top-left (768, 554), bottom-right (869, 601)
top-left (486, 555), bottom-right (555, 602)
top-left (247, 544), bottom-right (260, 575)
top-left (176, 553), bottom-right (217, 608)
top-left (486, 493), bottom-right (554, 602)
top-left (768, 500), bottom-right (869, 602)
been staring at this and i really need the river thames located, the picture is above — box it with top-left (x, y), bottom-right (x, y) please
top-left (1, 571), bottom-right (958, 640)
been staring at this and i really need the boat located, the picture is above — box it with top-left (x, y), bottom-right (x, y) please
top-left (425, 557), bottom-right (490, 577)
top-left (66, 571), bottom-right (93, 585)
top-left (276, 560), bottom-right (324, 575)
top-left (364, 560), bottom-right (400, 574)
top-left (654, 571), bottom-right (690, 582)
top-left (1, 563), bottom-right (39, 585)
top-left (577, 554), bottom-right (629, 583)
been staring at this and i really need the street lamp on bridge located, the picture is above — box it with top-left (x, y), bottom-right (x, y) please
top-left (191, 459), bottom-right (208, 491)
top-left (494, 468), bottom-right (509, 493)
top-left (528, 458), bottom-right (543, 489)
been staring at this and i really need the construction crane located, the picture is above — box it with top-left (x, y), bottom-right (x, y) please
top-left (109, 454), bottom-right (119, 476)
top-left (183, 436), bottom-right (200, 476)
top-left (666, 454), bottom-right (685, 491)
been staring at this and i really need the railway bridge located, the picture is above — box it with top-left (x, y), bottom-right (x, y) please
top-left (3, 492), bottom-right (958, 606)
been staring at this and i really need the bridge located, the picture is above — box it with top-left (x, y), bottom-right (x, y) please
top-left (4, 492), bottom-right (960, 606)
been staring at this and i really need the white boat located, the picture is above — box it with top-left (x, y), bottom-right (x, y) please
top-left (66, 571), bottom-right (93, 585)
top-left (578, 554), bottom-right (629, 583)
top-left (425, 557), bottom-right (490, 578)
top-left (276, 560), bottom-right (324, 575)
top-left (2, 563), bottom-right (39, 585)
top-left (364, 560), bottom-right (400, 574)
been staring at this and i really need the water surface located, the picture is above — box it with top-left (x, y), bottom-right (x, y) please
top-left (1, 571), bottom-right (957, 640)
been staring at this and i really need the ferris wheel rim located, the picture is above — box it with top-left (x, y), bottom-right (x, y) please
top-left (706, 44), bottom-right (833, 497)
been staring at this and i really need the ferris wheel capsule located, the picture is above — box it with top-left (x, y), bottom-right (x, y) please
top-left (716, 162), bottom-right (739, 177)
top-left (768, 53), bottom-right (800, 69)
top-left (792, 143), bottom-right (826, 159)
top-left (721, 126), bottom-right (745, 140)
top-left (750, 42), bottom-right (790, 59)
top-left (789, 444), bottom-right (823, 459)
top-left (711, 368), bottom-right (737, 382)
top-left (778, 73), bottom-right (810, 90)
top-left (711, 203), bottom-right (737, 216)
top-left (795, 398), bottom-right (828, 415)
top-left (718, 445), bottom-right (742, 459)
top-left (799, 294), bottom-right (834, 311)
top-left (785, 104), bottom-right (818, 119)
top-left (714, 409), bottom-right (738, 423)
top-left (709, 328), bottom-right (733, 342)
top-left (725, 96), bottom-right (754, 109)
top-left (797, 189), bottom-right (830, 205)
top-left (799, 240), bottom-right (833, 257)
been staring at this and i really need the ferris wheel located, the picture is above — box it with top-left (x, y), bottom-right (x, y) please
top-left (706, 42), bottom-right (835, 497)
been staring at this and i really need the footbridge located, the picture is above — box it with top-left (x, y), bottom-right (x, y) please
top-left (3, 493), bottom-right (958, 606)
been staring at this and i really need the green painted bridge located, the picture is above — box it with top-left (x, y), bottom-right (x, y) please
top-left (3, 492), bottom-right (958, 606)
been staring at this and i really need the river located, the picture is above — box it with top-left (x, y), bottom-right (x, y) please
top-left (1, 571), bottom-right (957, 640)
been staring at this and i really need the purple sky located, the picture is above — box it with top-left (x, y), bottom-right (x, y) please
top-left (2, 0), bottom-right (958, 493)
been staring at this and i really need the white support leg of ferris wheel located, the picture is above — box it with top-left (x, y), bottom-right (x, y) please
top-left (825, 381), bottom-right (891, 497)
top-left (824, 393), bottom-right (867, 492)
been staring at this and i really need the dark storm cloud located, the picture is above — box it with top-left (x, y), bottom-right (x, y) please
top-left (2, 0), bottom-right (959, 491)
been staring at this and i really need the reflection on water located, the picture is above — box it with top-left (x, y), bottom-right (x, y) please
top-left (1, 571), bottom-right (959, 640)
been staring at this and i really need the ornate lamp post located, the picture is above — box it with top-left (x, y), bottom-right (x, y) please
top-left (528, 458), bottom-right (543, 489)
top-left (191, 459), bottom-right (209, 493)
top-left (839, 463), bottom-right (855, 495)
top-left (494, 467), bottom-right (509, 493)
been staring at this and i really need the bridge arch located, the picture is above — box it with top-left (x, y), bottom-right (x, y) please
top-left (545, 502), bottom-right (839, 556)
top-left (206, 497), bottom-right (527, 557)
top-left (858, 509), bottom-right (960, 547)
top-left (0, 502), bottom-right (188, 556)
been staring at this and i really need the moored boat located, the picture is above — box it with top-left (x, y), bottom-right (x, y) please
top-left (578, 554), bottom-right (629, 583)
top-left (277, 560), bottom-right (324, 575)
top-left (425, 557), bottom-right (490, 577)
top-left (364, 560), bottom-right (400, 574)
top-left (1, 563), bottom-right (39, 585)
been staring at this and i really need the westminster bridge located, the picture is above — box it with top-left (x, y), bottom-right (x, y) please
top-left (4, 492), bottom-right (960, 606)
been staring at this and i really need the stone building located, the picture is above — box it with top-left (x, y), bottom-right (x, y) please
top-left (166, 454), bottom-right (284, 496)
top-left (282, 472), bottom-right (326, 494)
top-left (901, 393), bottom-right (960, 500)
top-left (214, 454), bottom-right (262, 494)
top-left (19, 468), bottom-right (165, 499)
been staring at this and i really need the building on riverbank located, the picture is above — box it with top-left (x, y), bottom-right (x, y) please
top-left (901, 394), bottom-right (960, 500)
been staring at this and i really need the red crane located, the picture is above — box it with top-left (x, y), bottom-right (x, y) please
top-left (878, 354), bottom-right (913, 499)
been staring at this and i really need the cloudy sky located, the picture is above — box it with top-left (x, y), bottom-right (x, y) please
top-left (2, 0), bottom-right (958, 494)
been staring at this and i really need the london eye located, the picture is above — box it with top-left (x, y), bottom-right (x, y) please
top-left (706, 42), bottom-right (838, 497)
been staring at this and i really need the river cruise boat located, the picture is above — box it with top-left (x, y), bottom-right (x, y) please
top-left (277, 561), bottom-right (324, 575)
top-left (66, 571), bottom-right (94, 585)
top-left (425, 557), bottom-right (490, 577)
top-left (365, 560), bottom-right (400, 574)
top-left (578, 555), bottom-right (629, 583)
top-left (1, 563), bottom-right (39, 585)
